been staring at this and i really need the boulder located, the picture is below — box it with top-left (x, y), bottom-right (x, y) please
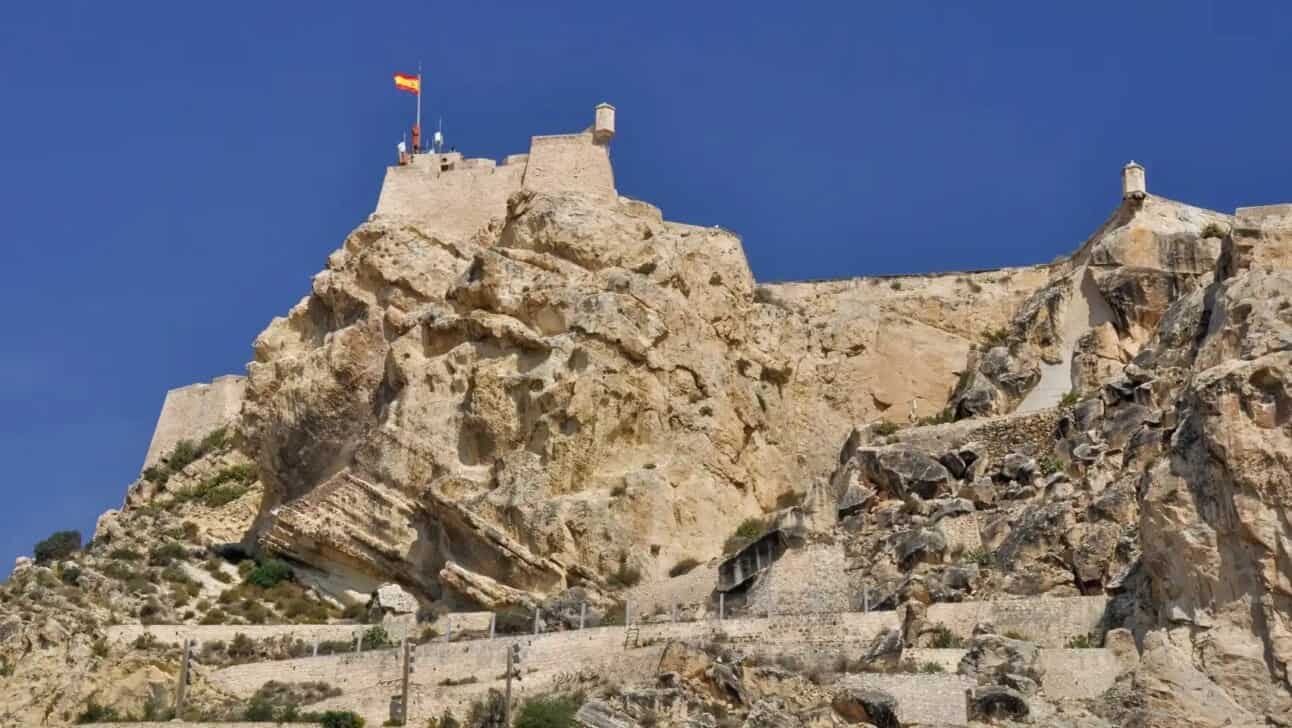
top-left (968, 685), bottom-right (1029, 721)
top-left (895, 528), bottom-right (947, 569)
top-left (958, 634), bottom-right (1044, 692)
top-left (832, 687), bottom-right (900, 728)
top-left (860, 628), bottom-right (904, 672)
top-left (857, 447), bottom-right (952, 500)
top-left (1000, 453), bottom-right (1037, 483)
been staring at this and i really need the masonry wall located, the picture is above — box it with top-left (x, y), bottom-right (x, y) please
top-left (842, 673), bottom-right (975, 726)
top-left (373, 154), bottom-right (525, 242)
top-left (892, 405), bottom-right (1065, 461)
top-left (521, 133), bottom-right (615, 199)
top-left (206, 596), bottom-right (1108, 697)
top-left (627, 560), bottom-right (720, 616)
top-left (105, 622), bottom-right (406, 647)
top-left (744, 542), bottom-right (854, 615)
top-left (142, 375), bottom-right (246, 469)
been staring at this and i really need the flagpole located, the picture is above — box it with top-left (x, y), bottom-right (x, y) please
top-left (416, 61), bottom-right (422, 146)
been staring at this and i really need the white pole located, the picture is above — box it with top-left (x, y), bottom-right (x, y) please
top-left (416, 62), bottom-right (422, 137)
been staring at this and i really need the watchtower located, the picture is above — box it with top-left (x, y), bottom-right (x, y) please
top-left (1122, 161), bottom-right (1146, 201)
top-left (594, 103), bottom-right (616, 144)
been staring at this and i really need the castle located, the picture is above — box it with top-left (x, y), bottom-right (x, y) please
top-left (373, 102), bottom-right (619, 241)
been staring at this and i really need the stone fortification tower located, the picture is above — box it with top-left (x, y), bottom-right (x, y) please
top-left (1122, 161), bottom-right (1146, 200)
top-left (594, 103), bottom-right (616, 144)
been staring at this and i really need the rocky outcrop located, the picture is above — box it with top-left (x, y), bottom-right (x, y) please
top-left (240, 188), bottom-right (1057, 604)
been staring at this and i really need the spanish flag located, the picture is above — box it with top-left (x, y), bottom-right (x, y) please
top-left (393, 73), bottom-right (420, 94)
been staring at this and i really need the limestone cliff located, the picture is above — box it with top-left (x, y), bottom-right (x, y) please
top-left (241, 184), bottom-right (1066, 607)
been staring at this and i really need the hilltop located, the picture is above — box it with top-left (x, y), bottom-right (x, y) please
top-left (2, 105), bottom-right (1289, 727)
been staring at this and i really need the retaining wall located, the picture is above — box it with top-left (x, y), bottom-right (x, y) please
top-left (105, 622), bottom-right (410, 647)
top-left (842, 673), bottom-right (975, 726)
top-left (207, 596), bottom-right (1108, 697)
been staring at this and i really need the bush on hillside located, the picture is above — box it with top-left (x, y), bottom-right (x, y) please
top-left (74, 700), bottom-right (120, 724)
top-left (514, 693), bottom-right (583, 728)
top-left (722, 517), bottom-right (766, 555)
top-left (318, 710), bottom-right (365, 728)
top-left (606, 553), bottom-right (641, 590)
top-left (33, 530), bottom-right (82, 564)
top-left (245, 558), bottom-right (293, 588)
top-left (668, 557), bottom-right (701, 578)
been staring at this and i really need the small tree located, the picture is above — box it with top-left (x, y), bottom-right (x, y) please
top-left (33, 530), bottom-right (82, 564)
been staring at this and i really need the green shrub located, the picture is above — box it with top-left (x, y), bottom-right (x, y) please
top-left (200, 427), bottom-right (229, 453)
top-left (74, 700), bottom-right (120, 724)
top-left (964, 547), bottom-right (995, 567)
top-left (919, 661), bottom-right (945, 674)
top-left (914, 408), bottom-right (955, 427)
top-left (174, 463), bottom-right (257, 508)
top-left (668, 557), bottom-right (701, 578)
top-left (1037, 453), bottom-right (1064, 476)
top-left (203, 484), bottom-right (251, 507)
top-left (980, 327), bottom-right (1011, 348)
top-left (1067, 634), bottom-right (1097, 648)
top-left (928, 624), bottom-right (962, 649)
top-left (109, 547), bottom-right (142, 562)
top-left (33, 530), bottom-right (82, 564)
top-left (60, 565), bottom-right (81, 586)
top-left (319, 710), bottom-right (365, 728)
top-left (1059, 390), bottom-right (1080, 407)
top-left (150, 542), bottom-right (189, 567)
top-left (200, 609), bottom-right (229, 625)
top-left (229, 633), bottom-right (256, 658)
top-left (872, 420), bottom-right (900, 436)
top-left (1201, 221), bottom-right (1229, 239)
top-left (132, 632), bottom-right (159, 650)
top-left (606, 554), bottom-right (641, 590)
top-left (245, 558), bottom-right (293, 588)
top-left (1003, 629), bottom-right (1029, 641)
top-left (139, 600), bottom-right (165, 625)
top-left (0, 657), bottom-right (12, 678)
top-left (466, 690), bottom-right (505, 728)
top-left (167, 439), bottom-right (202, 472)
top-left (514, 693), bottom-right (583, 728)
top-left (361, 625), bottom-right (392, 650)
top-left (722, 517), bottom-right (766, 554)
top-left (609, 483), bottom-right (626, 497)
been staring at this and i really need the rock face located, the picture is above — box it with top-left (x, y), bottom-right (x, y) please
top-left (240, 187), bottom-right (1050, 603)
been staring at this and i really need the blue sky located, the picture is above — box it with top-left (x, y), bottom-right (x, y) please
top-left (2, 1), bottom-right (1289, 566)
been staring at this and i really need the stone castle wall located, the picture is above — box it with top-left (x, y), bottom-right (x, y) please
top-left (371, 129), bottom-right (615, 244)
top-left (521, 133), bottom-right (614, 199)
top-left (374, 154), bottom-right (526, 242)
top-left (142, 375), bottom-right (246, 469)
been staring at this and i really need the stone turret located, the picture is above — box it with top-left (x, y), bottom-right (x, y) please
top-left (1122, 161), bottom-right (1146, 200)
top-left (594, 102), bottom-right (616, 144)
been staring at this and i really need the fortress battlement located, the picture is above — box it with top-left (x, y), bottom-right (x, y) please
top-left (373, 104), bottom-right (617, 242)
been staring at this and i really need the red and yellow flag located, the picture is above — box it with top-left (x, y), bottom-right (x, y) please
top-left (393, 73), bottom-right (420, 94)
